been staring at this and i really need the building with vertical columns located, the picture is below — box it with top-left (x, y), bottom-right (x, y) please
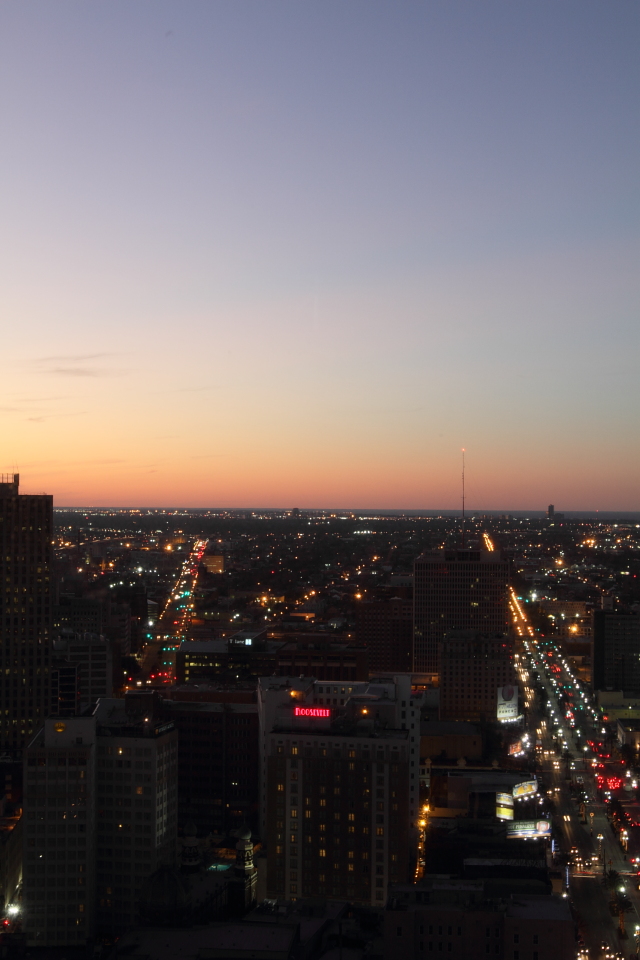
top-left (0, 474), bottom-right (53, 754)
top-left (259, 676), bottom-right (422, 905)
top-left (413, 549), bottom-right (510, 677)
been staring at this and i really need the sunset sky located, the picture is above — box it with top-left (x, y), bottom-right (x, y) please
top-left (1, 1), bottom-right (638, 510)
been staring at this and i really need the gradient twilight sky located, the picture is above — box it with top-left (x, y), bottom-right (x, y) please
top-left (1, 1), bottom-right (638, 510)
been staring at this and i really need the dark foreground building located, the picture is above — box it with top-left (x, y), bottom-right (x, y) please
top-left (0, 474), bottom-right (53, 754)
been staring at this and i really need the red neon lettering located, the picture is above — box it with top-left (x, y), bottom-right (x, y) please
top-left (294, 707), bottom-right (330, 718)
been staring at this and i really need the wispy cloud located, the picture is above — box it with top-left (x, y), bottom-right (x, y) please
top-left (26, 412), bottom-right (87, 422)
top-left (48, 367), bottom-right (104, 377)
top-left (36, 353), bottom-right (120, 363)
top-left (33, 353), bottom-right (127, 378)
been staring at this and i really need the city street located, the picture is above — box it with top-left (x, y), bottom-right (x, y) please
top-left (138, 538), bottom-right (207, 684)
top-left (517, 600), bottom-right (640, 959)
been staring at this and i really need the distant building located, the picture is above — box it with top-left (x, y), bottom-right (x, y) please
top-left (54, 596), bottom-right (104, 636)
top-left (203, 555), bottom-right (225, 574)
top-left (356, 597), bottom-right (413, 673)
top-left (276, 638), bottom-right (369, 681)
top-left (259, 675), bottom-right (422, 905)
top-left (50, 659), bottom-right (81, 717)
top-left (413, 549), bottom-right (510, 676)
top-left (53, 632), bottom-right (115, 710)
top-left (439, 631), bottom-right (516, 722)
top-left (592, 608), bottom-right (640, 695)
top-left (175, 628), bottom-right (281, 685)
top-left (22, 700), bottom-right (178, 946)
top-left (0, 473), bottom-right (53, 754)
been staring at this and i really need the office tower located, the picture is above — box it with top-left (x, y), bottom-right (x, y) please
top-left (547, 504), bottom-right (555, 519)
top-left (413, 548), bottom-right (510, 677)
top-left (161, 692), bottom-right (259, 837)
top-left (356, 596), bottom-right (413, 672)
top-left (0, 474), bottom-right (53, 754)
top-left (23, 701), bottom-right (178, 946)
top-left (259, 676), bottom-right (421, 905)
top-left (54, 597), bottom-right (104, 636)
top-left (53, 632), bottom-right (115, 710)
top-left (439, 631), bottom-right (517, 722)
top-left (592, 609), bottom-right (640, 695)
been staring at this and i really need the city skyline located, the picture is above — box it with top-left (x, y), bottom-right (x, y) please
top-left (1, 1), bottom-right (638, 509)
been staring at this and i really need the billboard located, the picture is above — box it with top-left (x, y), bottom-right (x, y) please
top-left (507, 819), bottom-right (551, 839)
top-left (497, 685), bottom-right (519, 721)
top-left (496, 792), bottom-right (514, 821)
top-left (508, 740), bottom-right (523, 756)
top-left (513, 780), bottom-right (538, 798)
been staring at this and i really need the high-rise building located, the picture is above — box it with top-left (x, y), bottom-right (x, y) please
top-left (161, 694), bottom-right (260, 837)
top-left (438, 631), bottom-right (517, 722)
top-left (259, 676), bottom-right (422, 905)
top-left (592, 609), bottom-right (640, 695)
top-left (23, 700), bottom-right (178, 946)
top-left (413, 549), bottom-right (510, 676)
top-left (0, 474), bottom-right (53, 754)
top-left (53, 632), bottom-right (115, 710)
top-left (356, 596), bottom-right (413, 673)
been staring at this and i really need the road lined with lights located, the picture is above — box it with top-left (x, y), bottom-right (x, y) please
top-left (138, 538), bottom-right (208, 685)
top-left (511, 588), bottom-right (638, 957)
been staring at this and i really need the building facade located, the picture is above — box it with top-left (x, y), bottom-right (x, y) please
top-left (356, 597), bottom-right (413, 673)
top-left (385, 882), bottom-right (575, 960)
top-left (439, 631), bottom-right (517, 722)
top-left (23, 700), bottom-right (178, 946)
top-left (592, 609), bottom-right (640, 695)
top-left (413, 549), bottom-right (510, 677)
top-left (53, 632), bottom-right (115, 710)
top-left (259, 675), bottom-right (422, 905)
top-left (0, 474), bottom-right (53, 754)
top-left (161, 696), bottom-right (259, 837)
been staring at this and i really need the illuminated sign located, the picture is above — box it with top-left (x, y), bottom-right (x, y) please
top-left (508, 740), bottom-right (523, 756)
top-left (497, 685), bottom-right (519, 721)
top-left (507, 819), bottom-right (551, 839)
top-left (513, 780), bottom-right (538, 798)
top-left (496, 792), bottom-right (514, 821)
top-left (293, 707), bottom-right (331, 718)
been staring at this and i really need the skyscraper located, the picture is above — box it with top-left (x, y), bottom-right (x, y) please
top-left (413, 548), bottom-right (510, 676)
top-left (0, 474), bottom-right (53, 754)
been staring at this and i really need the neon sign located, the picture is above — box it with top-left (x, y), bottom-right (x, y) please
top-left (294, 707), bottom-right (331, 718)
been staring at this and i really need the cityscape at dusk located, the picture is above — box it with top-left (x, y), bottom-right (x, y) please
top-left (1, 2), bottom-right (639, 960)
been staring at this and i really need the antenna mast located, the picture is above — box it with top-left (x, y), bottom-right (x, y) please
top-left (461, 448), bottom-right (465, 549)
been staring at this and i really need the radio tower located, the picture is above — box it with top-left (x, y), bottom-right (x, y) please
top-left (461, 448), bottom-right (465, 549)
